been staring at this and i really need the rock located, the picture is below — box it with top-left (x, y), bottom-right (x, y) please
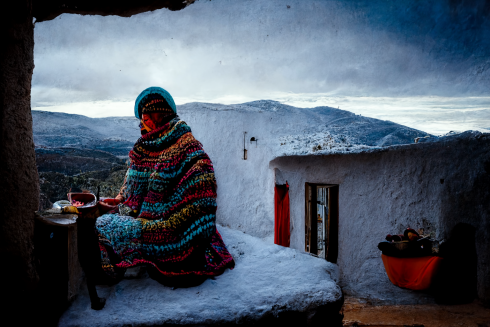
top-left (59, 226), bottom-right (343, 326)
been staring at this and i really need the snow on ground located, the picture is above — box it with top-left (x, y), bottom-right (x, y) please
top-left (59, 226), bottom-right (342, 327)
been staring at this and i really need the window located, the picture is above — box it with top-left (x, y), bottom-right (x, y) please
top-left (305, 183), bottom-right (339, 263)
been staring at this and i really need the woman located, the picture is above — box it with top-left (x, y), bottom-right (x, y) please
top-left (84, 87), bottom-right (234, 309)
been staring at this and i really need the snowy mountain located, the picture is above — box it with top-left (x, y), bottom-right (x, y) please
top-left (32, 111), bottom-right (140, 156)
top-left (181, 100), bottom-right (431, 156)
top-left (32, 100), bottom-right (430, 157)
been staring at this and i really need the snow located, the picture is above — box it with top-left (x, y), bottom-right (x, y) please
top-left (278, 131), bottom-right (374, 156)
top-left (59, 225), bottom-right (342, 327)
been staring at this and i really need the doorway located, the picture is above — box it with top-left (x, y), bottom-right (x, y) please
top-left (305, 183), bottom-right (339, 263)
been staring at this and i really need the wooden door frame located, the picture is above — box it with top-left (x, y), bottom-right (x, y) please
top-left (305, 183), bottom-right (339, 263)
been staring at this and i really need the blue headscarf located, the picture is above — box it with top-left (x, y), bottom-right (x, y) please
top-left (134, 87), bottom-right (177, 120)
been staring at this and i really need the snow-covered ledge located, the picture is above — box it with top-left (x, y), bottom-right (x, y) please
top-left (60, 226), bottom-right (343, 326)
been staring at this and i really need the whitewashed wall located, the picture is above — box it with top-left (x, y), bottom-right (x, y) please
top-left (178, 100), bottom-right (427, 239)
top-left (270, 133), bottom-right (490, 303)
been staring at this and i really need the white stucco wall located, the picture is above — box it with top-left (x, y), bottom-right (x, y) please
top-left (178, 100), bottom-right (427, 239)
top-left (270, 133), bottom-right (490, 303)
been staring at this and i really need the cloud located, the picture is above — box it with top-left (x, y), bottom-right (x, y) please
top-left (32, 0), bottom-right (490, 107)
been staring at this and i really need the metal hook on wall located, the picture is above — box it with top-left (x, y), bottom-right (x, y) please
top-left (243, 132), bottom-right (247, 160)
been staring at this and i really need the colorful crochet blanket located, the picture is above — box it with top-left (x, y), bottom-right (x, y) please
top-left (95, 117), bottom-right (234, 278)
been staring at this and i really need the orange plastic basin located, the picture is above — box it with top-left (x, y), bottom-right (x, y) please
top-left (381, 254), bottom-right (443, 290)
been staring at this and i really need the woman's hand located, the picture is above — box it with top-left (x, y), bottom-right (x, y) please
top-left (114, 194), bottom-right (124, 204)
top-left (101, 198), bottom-right (121, 206)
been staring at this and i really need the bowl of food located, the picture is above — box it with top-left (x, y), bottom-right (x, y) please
top-left (67, 192), bottom-right (97, 215)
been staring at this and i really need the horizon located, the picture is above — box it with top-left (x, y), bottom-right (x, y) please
top-left (32, 95), bottom-right (490, 136)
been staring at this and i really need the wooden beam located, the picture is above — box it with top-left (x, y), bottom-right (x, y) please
top-left (326, 185), bottom-right (339, 263)
top-left (310, 184), bottom-right (318, 255)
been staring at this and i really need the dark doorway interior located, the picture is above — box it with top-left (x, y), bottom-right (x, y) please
top-left (305, 183), bottom-right (339, 263)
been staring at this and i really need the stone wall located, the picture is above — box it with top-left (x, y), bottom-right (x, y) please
top-left (0, 0), bottom-right (39, 309)
top-left (270, 132), bottom-right (490, 303)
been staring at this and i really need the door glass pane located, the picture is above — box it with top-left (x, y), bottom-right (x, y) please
top-left (317, 186), bottom-right (329, 258)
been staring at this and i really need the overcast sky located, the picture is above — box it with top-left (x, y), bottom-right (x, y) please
top-left (32, 0), bottom-right (490, 133)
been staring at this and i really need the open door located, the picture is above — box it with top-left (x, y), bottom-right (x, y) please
top-left (305, 183), bottom-right (339, 263)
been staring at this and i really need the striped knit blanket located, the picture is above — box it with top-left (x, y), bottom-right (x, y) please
top-left (95, 117), bottom-right (234, 278)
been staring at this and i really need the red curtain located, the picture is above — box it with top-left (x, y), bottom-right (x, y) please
top-left (274, 183), bottom-right (290, 247)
